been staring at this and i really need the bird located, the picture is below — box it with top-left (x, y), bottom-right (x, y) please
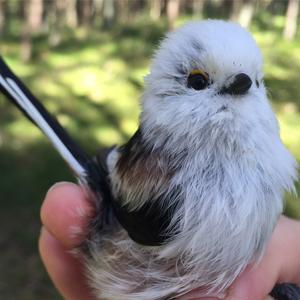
top-left (0, 20), bottom-right (299, 300)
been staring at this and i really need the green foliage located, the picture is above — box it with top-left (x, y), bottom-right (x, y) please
top-left (0, 15), bottom-right (299, 300)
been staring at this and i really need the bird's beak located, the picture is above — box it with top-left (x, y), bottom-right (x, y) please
top-left (220, 73), bottom-right (252, 96)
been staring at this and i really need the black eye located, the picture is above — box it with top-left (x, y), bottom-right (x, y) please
top-left (187, 72), bottom-right (209, 90)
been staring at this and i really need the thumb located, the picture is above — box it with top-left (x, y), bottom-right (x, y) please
top-left (226, 262), bottom-right (278, 300)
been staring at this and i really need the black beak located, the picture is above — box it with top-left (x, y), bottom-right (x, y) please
top-left (220, 73), bottom-right (252, 96)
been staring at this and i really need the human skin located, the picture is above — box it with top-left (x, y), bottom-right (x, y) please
top-left (39, 182), bottom-right (300, 300)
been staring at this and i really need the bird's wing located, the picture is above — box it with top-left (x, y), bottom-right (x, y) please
top-left (103, 129), bottom-right (182, 246)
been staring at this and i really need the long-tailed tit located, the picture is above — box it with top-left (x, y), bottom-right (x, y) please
top-left (0, 20), bottom-right (299, 300)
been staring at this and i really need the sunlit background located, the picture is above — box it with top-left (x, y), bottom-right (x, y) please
top-left (0, 1), bottom-right (299, 299)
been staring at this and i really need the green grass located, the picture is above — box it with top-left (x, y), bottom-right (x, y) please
top-left (0, 15), bottom-right (299, 299)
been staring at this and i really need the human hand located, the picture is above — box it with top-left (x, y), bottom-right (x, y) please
top-left (40, 182), bottom-right (300, 300)
top-left (39, 182), bottom-right (97, 300)
top-left (178, 216), bottom-right (300, 300)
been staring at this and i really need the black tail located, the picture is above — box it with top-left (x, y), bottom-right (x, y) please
top-left (0, 57), bottom-right (111, 207)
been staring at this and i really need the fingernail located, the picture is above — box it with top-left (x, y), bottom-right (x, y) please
top-left (46, 181), bottom-right (76, 196)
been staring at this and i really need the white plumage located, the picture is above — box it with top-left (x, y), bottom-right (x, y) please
top-left (84, 20), bottom-right (298, 299)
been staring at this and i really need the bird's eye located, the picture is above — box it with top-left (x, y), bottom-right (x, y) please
top-left (187, 69), bottom-right (209, 90)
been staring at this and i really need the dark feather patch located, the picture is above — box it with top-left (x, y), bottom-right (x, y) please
top-left (111, 187), bottom-right (181, 245)
top-left (117, 129), bottom-right (174, 188)
top-left (113, 128), bottom-right (184, 246)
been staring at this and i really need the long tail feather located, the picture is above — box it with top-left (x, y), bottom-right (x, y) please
top-left (0, 56), bottom-right (119, 231)
top-left (0, 56), bottom-right (113, 202)
top-left (0, 57), bottom-right (92, 179)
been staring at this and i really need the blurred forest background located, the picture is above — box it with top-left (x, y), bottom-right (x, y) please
top-left (0, 0), bottom-right (299, 299)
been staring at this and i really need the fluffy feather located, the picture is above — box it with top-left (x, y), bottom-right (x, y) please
top-left (84, 20), bottom-right (298, 299)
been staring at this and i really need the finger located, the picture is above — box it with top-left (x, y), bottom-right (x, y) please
top-left (275, 216), bottom-right (300, 285)
top-left (41, 182), bottom-right (94, 249)
top-left (176, 244), bottom-right (279, 300)
top-left (226, 219), bottom-right (286, 300)
top-left (39, 227), bottom-right (97, 300)
top-left (226, 264), bottom-right (277, 300)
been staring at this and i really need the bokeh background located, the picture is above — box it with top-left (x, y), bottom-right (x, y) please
top-left (0, 0), bottom-right (299, 299)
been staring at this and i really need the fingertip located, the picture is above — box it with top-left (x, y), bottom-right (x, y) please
top-left (41, 182), bottom-right (94, 248)
top-left (46, 181), bottom-right (80, 196)
top-left (39, 227), bottom-right (96, 300)
top-left (225, 264), bottom-right (276, 300)
top-left (41, 182), bottom-right (88, 220)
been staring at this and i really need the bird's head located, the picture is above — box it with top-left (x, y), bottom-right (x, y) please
top-left (141, 20), bottom-right (277, 151)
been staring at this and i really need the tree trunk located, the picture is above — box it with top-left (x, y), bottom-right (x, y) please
top-left (48, 0), bottom-right (64, 47)
top-left (230, 0), bottom-right (255, 28)
top-left (21, 27), bottom-right (31, 62)
top-left (103, 0), bottom-right (115, 28)
top-left (212, 0), bottom-right (225, 8)
top-left (283, 0), bottom-right (299, 40)
top-left (167, 0), bottom-right (180, 31)
top-left (192, 0), bottom-right (205, 17)
top-left (116, 0), bottom-right (129, 23)
top-left (28, 0), bottom-right (43, 31)
top-left (150, 0), bottom-right (161, 20)
top-left (238, 0), bottom-right (255, 28)
top-left (66, 0), bottom-right (78, 28)
top-left (0, 0), bottom-right (5, 34)
top-left (230, 0), bottom-right (243, 21)
top-left (21, 0), bottom-right (43, 62)
top-left (82, 0), bottom-right (93, 27)
top-left (93, 0), bottom-right (103, 27)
